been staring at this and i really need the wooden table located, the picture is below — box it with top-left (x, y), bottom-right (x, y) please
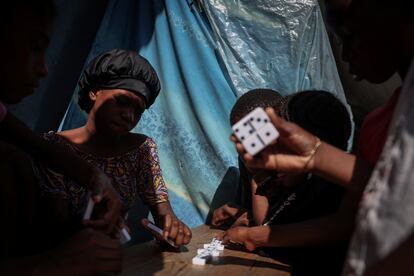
top-left (121, 225), bottom-right (290, 275)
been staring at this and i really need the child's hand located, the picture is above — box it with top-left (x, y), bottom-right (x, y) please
top-left (230, 211), bottom-right (250, 228)
top-left (217, 226), bottom-right (257, 251)
top-left (211, 203), bottom-right (242, 227)
top-left (83, 168), bottom-right (122, 234)
top-left (232, 107), bottom-right (321, 173)
top-left (160, 214), bottom-right (192, 246)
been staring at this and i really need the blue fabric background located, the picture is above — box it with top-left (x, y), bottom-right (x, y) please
top-left (59, 0), bottom-right (348, 229)
top-left (60, 0), bottom-right (239, 227)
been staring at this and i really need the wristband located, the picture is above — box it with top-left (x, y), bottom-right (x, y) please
top-left (303, 137), bottom-right (321, 170)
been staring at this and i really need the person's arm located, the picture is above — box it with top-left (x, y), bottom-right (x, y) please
top-left (313, 142), bottom-right (374, 194)
top-left (211, 202), bottom-right (244, 227)
top-left (250, 178), bottom-right (269, 226)
top-left (235, 108), bottom-right (374, 195)
top-left (137, 137), bottom-right (192, 246)
top-left (0, 112), bottom-right (122, 233)
top-left (222, 213), bottom-right (351, 251)
top-left (1, 112), bottom-right (95, 188)
top-left (220, 191), bottom-right (359, 249)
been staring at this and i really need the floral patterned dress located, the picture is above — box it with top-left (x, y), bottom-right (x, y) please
top-left (35, 131), bottom-right (169, 218)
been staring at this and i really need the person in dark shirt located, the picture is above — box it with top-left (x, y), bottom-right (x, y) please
top-left (215, 89), bottom-right (352, 275)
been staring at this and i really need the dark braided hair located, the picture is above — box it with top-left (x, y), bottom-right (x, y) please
top-left (280, 90), bottom-right (351, 150)
top-left (230, 89), bottom-right (283, 125)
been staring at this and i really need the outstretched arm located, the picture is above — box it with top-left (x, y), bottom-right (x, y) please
top-left (250, 178), bottom-right (270, 226)
top-left (0, 112), bottom-right (122, 233)
top-left (234, 108), bottom-right (374, 195)
top-left (219, 191), bottom-right (359, 250)
top-left (1, 112), bottom-right (93, 187)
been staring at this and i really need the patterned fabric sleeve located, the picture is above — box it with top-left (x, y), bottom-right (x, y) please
top-left (34, 132), bottom-right (69, 199)
top-left (137, 137), bottom-right (169, 205)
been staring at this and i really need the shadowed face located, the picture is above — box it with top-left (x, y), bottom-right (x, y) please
top-left (0, 8), bottom-right (51, 104)
top-left (327, 0), bottom-right (409, 83)
top-left (89, 88), bottom-right (146, 136)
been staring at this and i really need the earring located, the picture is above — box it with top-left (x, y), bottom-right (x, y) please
top-left (89, 90), bottom-right (96, 100)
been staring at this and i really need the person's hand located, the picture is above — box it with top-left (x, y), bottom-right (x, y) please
top-left (82, 168), bottom-right (122, 235)
top-left (159, 214), bottom-right (192, 246)
top-left (141, 216), bottom-right (192, 247)
top-left (232, 107), bottom-right (321, 173)
top-left (113, 216), bottom-right (130, 239)
top-left (211, 203), bottom-right (242, 227)
top-left (40, 228), bottom-right (123, 276)
top-left (217, 226), bottom-right (257, 251)
top-left (230, 211), bottom-right (250, 228)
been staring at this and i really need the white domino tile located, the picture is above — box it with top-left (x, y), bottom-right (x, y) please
top-left (232, 107), bottom-right (279, 156)
top-left (192, 238), bottom-right (224, 265)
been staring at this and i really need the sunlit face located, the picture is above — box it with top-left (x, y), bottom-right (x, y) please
top-left (89, 88), bottom-right (146, 136)
top-left (327, 0), bottom-right (406, 83)
top-left (0, 8), bottom-right (51, 104)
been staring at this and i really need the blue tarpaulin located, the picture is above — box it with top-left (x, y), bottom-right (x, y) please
top-left (59, 0), bottom-right (348, 230)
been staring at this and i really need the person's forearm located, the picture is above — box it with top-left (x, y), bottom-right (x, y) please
top-left (150, 201), bottom-right (176, 225)
top-left (251, 180), bottom-right (269, 226)
top-left (312, 142), bottom-right (373, 194)
top-left (0, 112), bottom-right (93, 186)
top-left (248, 212), bottom-right (353, 248)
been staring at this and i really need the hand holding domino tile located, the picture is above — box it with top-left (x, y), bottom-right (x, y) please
top-left (232, 107), bottom-right (322, 174)
top-left (83, 197), bottom-right (131, 244)
top-left (141, 218), bottom-right (179, 248)
top-left (82, 168), bottom-right (122, 234)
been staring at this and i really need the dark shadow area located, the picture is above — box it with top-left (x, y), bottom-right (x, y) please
top-left (125, 197), bottom-right (152, 246)
top-left (35, 0), bottom-right (110, 133)
top-left (156, 243), bottom-right (190, 253)
top-left (7, 0), bottom-right (109, 131)
top-left (10, 0), bottom-right (166, 133)
top-left (210, 255), bottom-right (291, 272)
top-left (123, 242), bottom-right (165, 275)
top-left (122, 240), bottom-right (189, 275)
top-left (205, 166), bottom-right (240, 225)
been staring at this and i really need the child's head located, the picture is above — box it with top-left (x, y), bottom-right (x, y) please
top-left (230, 88), bottom-right (283, 126)
top-left (281, 91), bottom-right (351, 151)
top-left (327, 0), bottom-right (414, 83)
top-left (78, 49), bottom-right (161, 135)
top-left (274, 91), bottom-right (350, 187)
top-left (0, 1), bottom-right (56, 104)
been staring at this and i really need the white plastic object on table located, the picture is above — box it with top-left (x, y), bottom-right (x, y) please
top-left (192, 238), bottom-right (224, 265)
